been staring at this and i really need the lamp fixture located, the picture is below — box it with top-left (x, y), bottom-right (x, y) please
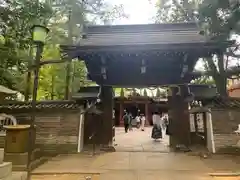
top-left (0, 35), bottom-right (5, 45)
top-left (101, 66), bottom-right (106, 74)
top-left (32, 25), bottom-right (49, 44)
top-left (141, 66), bottom-right (146, 74)
top-left (141, 59), bottom-right (146, 74)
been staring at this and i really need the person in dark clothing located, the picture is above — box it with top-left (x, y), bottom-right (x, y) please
top-left (151, 112), bottom-right (162, 140)
top-left (129, 113), bottom-right (133, 131)
top-left (123, 112), bottom-right (130, 133)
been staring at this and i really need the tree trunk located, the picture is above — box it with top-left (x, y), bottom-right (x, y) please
top-left (24, 71), bottom-right (31, 101)
top-left (64, 7), bottom-right (73, 100)
top-left (214, 75), bottom-right (228, 96)
top-left (65, 62), bottom-right (72, 99)
top-left (71, 62), bottom-right (76, 94)
top-left (24, 46), bottom-right (33, 101)
top-left (215, 53), bottom-right (228, 97)
top-left (205, 54), bottom-right (228, 97)
top-left (51, 74), bottom-right (55, 100)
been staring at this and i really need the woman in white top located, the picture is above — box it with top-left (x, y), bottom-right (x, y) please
top-left (152, 113), bottom-right (162, 128)
top-left (135, 116), bottom-right (140, 128)
top-left (140, 114), bottom-right (145, 131)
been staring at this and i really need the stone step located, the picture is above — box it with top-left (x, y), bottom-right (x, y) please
top-left (30, 157), bottom-right (49, 171)
top-left (0, 135), bottom-right (5, 148)
top-left (0, 162), bottom-right (12, 179)
top-left (13, 157), bottom-right (48, 171)
top-left (4, 148), bottom-right (41, 166)
top-left (2, 172), bottom-right (27, 180)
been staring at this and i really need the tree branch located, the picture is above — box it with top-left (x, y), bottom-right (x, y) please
top-left (172, 0), bottom-right (193, 21)
top-left (28, 59), bottom-right (71, 70)
top-left (193, 66), bottom-right (240, 78)
top-left (225, 43), bottom-right (240, 58)
top-left (204, 57), bottom-right (219, 80)
top-left (39, 59), bottom-right (70, 66)
top-left (225, 52), bottom-right (240, 58)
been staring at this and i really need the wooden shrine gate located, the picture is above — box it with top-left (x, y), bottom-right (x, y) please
top-left (61, 23), bottom-right (233, 148)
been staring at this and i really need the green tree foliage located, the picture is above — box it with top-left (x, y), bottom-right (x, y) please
top-left (1, 0), bottom-right (127, 100)
top-left (191, 76), bottom-right (215, 85)
top-left (0, 0), bottom-right (53, 92)
top-left (155, 0), bottom-right (240, 96)
top-left (42, 0), bottom-right (127, 100)
top-left (48, 0), bottom-right (127, 99)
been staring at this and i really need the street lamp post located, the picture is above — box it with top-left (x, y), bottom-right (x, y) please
top-left (27, 25), bottom-right (49, 179)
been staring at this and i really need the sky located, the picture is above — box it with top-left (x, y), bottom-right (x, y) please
top-left (106, 0), bottom-right (205, 71)
top-left (108, 0), bottom-right (158, 25)
top-left (107, 0), bottom-right (239, 71)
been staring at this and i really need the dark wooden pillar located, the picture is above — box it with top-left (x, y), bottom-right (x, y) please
top-left (119, 88), bottom-right (124, 127)
top-left (100, 86), bottom-right (114, 146)
top-left (145, 102), bottom-right (150, 126)
top-left (119, 102), bottom-right (123, 126)
top-left (145, 102), bottom-right (148, 121)
top-left (168, 85), bottom-right (190, 147)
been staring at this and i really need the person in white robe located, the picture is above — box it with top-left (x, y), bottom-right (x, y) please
top-left (140, 114), bottom-right (145, 131)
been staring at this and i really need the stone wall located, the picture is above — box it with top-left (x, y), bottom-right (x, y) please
top-left (1, 110), bottom-right (81, 156)
top-left (35, 111), bottom-right (80, 155)
top-left (211, 109), bottom-right (240, 152)
top-left (0, 135), bottom-right (4, 148)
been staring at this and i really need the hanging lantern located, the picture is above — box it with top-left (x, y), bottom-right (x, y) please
top-left (101, 66), bottom-right (107, 79)
top-left (141, 66), bottom-right (146, 74)
top-left (176, 86), bottom-right (181, 96)
top-left (167, 88), bottom-right (173, 97)
top-left (102, 74), bottom-right (107, 79)
top-left (101, 66), bottom-right (106, 74)
top-left (143, 89), bottom-right (148, 96)
top-left (169, 85), bottom-right (181, 96)
top-left (182, 65), bottom-right (188, 73)
top-left (156, 88), bottom-right (161, 97)
top-left (0, 35), bottom-right (5, 45)
top-left (141, 59), bottom-right (146, 74)
top-left (167, 85), bottom-right (181, 96)
top-left (132, 88), bottom-right (137, 96)
top-left (120, 88), bottom-right (124, 97)
top-left (31, 25), bottom-right (49, 44)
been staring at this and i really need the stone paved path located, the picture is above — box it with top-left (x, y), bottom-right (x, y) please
top-left (114, 127), bottom-right (170, 152)
top-left (32, 152), bottom-right (240, 174)
top-left (31, 151), bottom-right (240, 179)
top-left (31, 127), bottom-right (239, 179)
top-left (31, 173), bottom-right (240, 180)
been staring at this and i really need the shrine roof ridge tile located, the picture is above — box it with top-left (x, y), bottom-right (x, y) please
top-left (204, 97), bottom-right (240, 109)
top-left (0, 100), bottom-right (83, 110)
top-left (79, 22), bottom-right (227, 48)
top-left (84, 22), bottom-right (199, 34)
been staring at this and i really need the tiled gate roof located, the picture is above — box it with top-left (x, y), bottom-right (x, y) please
top-left (195, 97), bottom-right (240, 109)
top-left (207, 97), bottom-right (240, 109)
top-left (80, 23), bottom-right (207, 47)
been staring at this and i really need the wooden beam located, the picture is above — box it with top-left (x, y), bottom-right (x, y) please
top-left (115, 100), bottom-right (151, 104)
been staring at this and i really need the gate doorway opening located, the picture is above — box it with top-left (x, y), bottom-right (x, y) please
top-left (114, 126), bottom-right (170, 152)
top-left (113, 90), bottom-right (170, 152)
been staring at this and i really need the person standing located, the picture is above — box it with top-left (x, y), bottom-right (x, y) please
top-left (135, 115), bottom-right (140, 129)
top-left (129, 113), bottom-right (133, 131)
top-left (151, 112), bottom-right (162, 140)
top-left (140, 114), bottom-right (145, 131)
top-left (123, 112), bottom-right (130, 133)
top-left (163, 114), bottom-right (170, 135)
